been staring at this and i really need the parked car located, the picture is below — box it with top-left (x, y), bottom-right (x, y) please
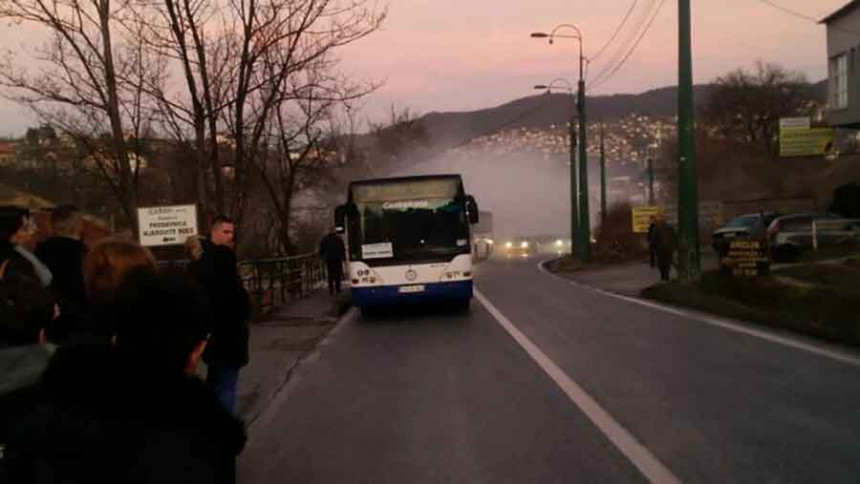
top-left (767, 213), bottom-right (860, 262)
top-left (712, 213), bottom-right (778, 258)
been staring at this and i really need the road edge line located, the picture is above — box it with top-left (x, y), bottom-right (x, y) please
top-left (474, 289), bottom-right (681, 484)
top-left (536, 259), bottom-right (860, 368)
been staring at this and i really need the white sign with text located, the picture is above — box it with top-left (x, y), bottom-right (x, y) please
top-left (138, 204), bottom-right (198, 247)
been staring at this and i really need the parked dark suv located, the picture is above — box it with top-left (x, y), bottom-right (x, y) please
top-left (712, 213), bottom-right (778, 258)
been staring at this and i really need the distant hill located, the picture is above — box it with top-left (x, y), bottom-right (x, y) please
top-left (415, 80), bottom-right (827, 149)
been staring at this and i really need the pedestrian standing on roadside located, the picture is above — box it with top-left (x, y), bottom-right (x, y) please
top-left (36, 205), bottom-right (89, 342)
top-left (188, 216), bottom-right (250, 415)
top-left (0, 206), bottom-right (52, 287)
top-left (36, 205), bottom-right (88, 312)
top-left (2, 271), bottom-right (246, 484)
top-left (653, 217), bottom-right (677, 282)
top-left (319, 227), bottom-right (346, 295)
top-left (647, 215), bottom-right (657, 268)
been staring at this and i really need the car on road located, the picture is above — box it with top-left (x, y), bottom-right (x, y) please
top-left (502, 238), bottom-right (536, 259)
top-left (767, 213), bottom-right (860, 262)
top-left (712, 213), bottom-right (778, 258)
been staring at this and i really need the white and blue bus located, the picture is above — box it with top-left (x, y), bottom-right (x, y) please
top-left (335, 174), bottom-right (480, 313)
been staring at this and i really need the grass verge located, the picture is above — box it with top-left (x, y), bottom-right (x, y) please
top-left (641, 268), bottom-right (860, 347)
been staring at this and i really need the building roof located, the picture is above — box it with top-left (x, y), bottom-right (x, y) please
top-left (821, 0), bottom-right (860, 24)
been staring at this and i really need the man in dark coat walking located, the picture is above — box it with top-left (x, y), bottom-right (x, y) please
top-left (1, 271), bottom-right (246, 484)
top-left (653, 218), bottom-right (677, 282)
top-left (188, 216), bottom-right (250, 415)
top-left (319, 227), bottom-right (346, 295)
top-left (647, 215), bottom-right (657, 268)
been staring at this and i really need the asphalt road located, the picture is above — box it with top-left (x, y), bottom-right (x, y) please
top-left (239, 258), bottom-right (860, 483)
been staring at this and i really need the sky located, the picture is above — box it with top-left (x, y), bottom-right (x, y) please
top-left (0, 0), bottom-right (851, 137)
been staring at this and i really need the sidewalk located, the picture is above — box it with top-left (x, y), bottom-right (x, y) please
top-left (235, 289), bottom-right (351, 425)
top-left (554, 252), bottom-right (719, 297)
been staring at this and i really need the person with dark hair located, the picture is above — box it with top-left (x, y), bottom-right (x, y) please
top-left (320, 226), bottom-right (346, 295)
top-left (653, 217), bottom-right (677, 282)
top-left (2, 271), bottom-right (246, 484)
top-left (0, 206), bottom-right (51, 286)
top-left (647, 215), bottom-right (658, 268)
top-left (188, 215), bottom-right (250, 414)
top-left (36, 204), bottom-right (88, 311)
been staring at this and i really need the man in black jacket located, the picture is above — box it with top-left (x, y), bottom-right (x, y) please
top-left (319, 227), bottom-right (346, 295)
top-left (36, 204), bottom-right (87, 311)
top-left (2, 271), bottom-right (246, 484)
top-left (189, 216), bottom-right (250, 415)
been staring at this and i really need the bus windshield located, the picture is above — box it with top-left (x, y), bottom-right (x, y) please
top-left (348, 178), bottom-right (471, 264)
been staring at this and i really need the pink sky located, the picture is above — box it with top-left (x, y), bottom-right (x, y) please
top-left (0, 0), bottom-right (850, 136)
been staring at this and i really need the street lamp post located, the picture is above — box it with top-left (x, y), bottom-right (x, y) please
top-left (532, 25), bottom-right (591, 262)
top-left (534, 79), bottom-right (578, 256)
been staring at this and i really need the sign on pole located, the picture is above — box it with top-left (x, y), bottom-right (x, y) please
top-left (631, 205), bottom-right (662, 233)
top-left (137, 204), bottom-right (198, 247)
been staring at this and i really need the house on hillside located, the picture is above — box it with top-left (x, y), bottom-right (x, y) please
top-left (822, 0), bottom-right (860, 129)
top-left (0, 142), bottom-right (16, 166)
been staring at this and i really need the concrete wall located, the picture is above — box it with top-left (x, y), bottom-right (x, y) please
top-left (825, 5), bottom-right (860, 127)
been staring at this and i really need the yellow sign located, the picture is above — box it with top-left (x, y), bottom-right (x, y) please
top-left (631, 205), bottom-right (662, 234)
top-left (780, 127), bottom-right (835, 158)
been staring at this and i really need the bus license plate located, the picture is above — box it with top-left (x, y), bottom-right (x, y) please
top-left (399, 285), bottom-right (425, 294)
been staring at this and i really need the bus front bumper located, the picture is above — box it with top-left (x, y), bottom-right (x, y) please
top-left (351, 280), bottom-right (473, 307)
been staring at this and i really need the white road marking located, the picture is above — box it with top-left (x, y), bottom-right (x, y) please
top-left (536, 259), bottom-right (860, 368)
top-left (474, 289), bottom-right (682, 484)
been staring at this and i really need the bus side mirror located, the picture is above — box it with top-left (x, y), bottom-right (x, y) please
top-left (334, 205), bottom-right (346, 234)
top-left (466, 195), bottom-right (479, 225)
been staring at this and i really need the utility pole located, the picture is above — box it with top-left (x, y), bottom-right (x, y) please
top-left (600, 120), bottom-right (607, 224)
top-left (532, 25), bottom-right (590, 262)
top-left (578, 77), bottom-right (591, 262)
top-left (647, 155), bottom-right (654, 205)
top-left (678, 0), bottom-right (700, 282)
top-left (569, 111), bottom-right (580, 256)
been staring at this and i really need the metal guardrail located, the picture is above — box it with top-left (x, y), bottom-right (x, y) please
top-left (238, 253), bottom-right (325, 313)
top-left (157, 252), bottom-right (325, 314)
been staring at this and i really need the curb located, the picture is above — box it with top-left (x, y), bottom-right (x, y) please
top-left (244, 302), bottom-right (357, 433)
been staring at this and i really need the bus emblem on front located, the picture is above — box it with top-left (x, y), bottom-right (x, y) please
top-left (405, 270), bottom-right (417, 281)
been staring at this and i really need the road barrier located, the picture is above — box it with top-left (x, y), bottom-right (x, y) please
top-left (238, 253), bottom-right (325, 314)
top-left (158, 252), bottom-right (325, 314)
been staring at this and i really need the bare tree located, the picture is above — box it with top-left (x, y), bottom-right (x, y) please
top-left (0, 0), bottom-right (162, 223)
top-left (704, 61), bottom-right (813, 156)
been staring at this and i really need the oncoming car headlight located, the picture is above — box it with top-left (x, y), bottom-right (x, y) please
top-left (505, 241), bottom-right (513, 249)
top-left (521, 241), bottom-right (529, 249)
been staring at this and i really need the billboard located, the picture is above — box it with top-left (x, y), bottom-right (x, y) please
top-left (779, 118), bottom-right (835, 158)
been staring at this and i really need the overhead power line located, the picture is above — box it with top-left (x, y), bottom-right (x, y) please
top-left (590, 0), bottom-right (668, 91)
top-left (755, 0), bottom-right (820, 23)
top-left (754, 0), bottom-right (860, 37)
top-left (590, 0), bottom-right (642, 63)
top-left (588, 0), bottom-right (658, 85)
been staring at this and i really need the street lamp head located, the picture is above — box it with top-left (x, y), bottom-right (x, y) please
top-left (533, 85), bottom-right (549, 90)
top-left (530, 32), bottom-right (549, 38)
